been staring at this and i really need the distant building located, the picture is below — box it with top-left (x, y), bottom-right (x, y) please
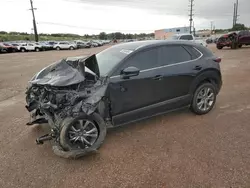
top-left (155, 27), bottom-right (190, 40)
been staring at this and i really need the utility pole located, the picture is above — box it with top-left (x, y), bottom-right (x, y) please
top-left (29, 0), bottom-right (38, 42)
top-left (233, 3), bottom-right (236, 27)
top-left (210, 21), bottom-right (213, 35)
top-left (193, 21), bottom-right (195, 36)
top-left (189, 0), bottom-right (194, 34)
top-left (235, 0), bottom-right (239, 24)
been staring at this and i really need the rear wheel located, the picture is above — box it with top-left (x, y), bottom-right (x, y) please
top-left (217, 46), bottom-right (223, 50)
top-left (69, 46), bottom-right (74, 50)
top-left (56, 46), bottom-right (60, 50)
top-left (35, 47), bottom-right (40, 52)
top-left (59, 112), bottom-right (107, 158)
top-left (190, 83), bottom-right (217, 115)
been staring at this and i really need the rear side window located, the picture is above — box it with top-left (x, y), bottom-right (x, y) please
top-left (159, 45), bottom-right (192, 66)
top-left (183, 45), bottom-right (201, 59)
top-left (119, 48), bottom-right (159, 71)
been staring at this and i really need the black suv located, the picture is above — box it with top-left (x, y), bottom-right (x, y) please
top-left (25, 40), bottom-right (222, 158)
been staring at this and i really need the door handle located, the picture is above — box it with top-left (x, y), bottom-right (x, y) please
top-left (152, 75), bottom-right (163, 80)
top-left (194, 65), bottom-right (202, 70)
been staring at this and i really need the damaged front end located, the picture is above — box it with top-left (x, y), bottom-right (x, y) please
top-left (25, 55), bottom-right (110, 158)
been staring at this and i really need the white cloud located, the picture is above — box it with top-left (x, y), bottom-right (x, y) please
top-left (1, 0), bottom-right (249, 35)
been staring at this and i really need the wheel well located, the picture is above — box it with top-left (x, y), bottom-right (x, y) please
top-left (191, 71), bottom-right (222, 94)
top-left (196, 78), bottom-right (218, 90)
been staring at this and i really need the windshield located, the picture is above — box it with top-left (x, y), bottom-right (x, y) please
top-left (96, 47), bottom-right (131, 76)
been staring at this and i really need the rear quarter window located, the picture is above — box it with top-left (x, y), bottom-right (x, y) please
top-left (183, 45), bottom-right (202, 59)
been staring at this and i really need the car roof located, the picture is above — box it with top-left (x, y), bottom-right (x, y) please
top-left (111, 40), bottom-right (199, 51)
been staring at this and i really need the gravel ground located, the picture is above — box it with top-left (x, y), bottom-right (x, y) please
top-left (0, 44), bottom-right (250, 188)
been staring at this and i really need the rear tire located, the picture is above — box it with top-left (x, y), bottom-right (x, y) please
top-left (56, 46), bottom-right (60, 51)
top-left (217, 46), bottom-right (223, 50)
top-left (69, 46), bottom-right (74, 50)
top-left (35, 47), bottom-right (40, 52)
top-left (59, 112), bottom-right (107, 158)
top-left (190, 83), bottom-right (217, 115)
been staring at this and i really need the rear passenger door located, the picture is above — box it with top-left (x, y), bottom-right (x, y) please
top-left (157, 45), bottom-right (202, 104)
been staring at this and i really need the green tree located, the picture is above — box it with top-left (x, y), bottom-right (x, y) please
top-left (99, 32), bottom-right (107, 40)
top-left (231, 23), bottom-right (247, 31)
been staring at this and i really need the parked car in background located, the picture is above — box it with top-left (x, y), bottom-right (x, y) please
top-left (206, 38), bottom-right (213, 44)
top-left (38, 42), bottom-right (53, 51)
top-left (75, 41), bottom-right (91, 49)
top-left (19, 42), bottom-right (43, 52)
top-left (26, 40), bottom-right (222, 158)
top-left (216, 30), bottom-right (250, 49)
top-left (216, 34), bottom-right (232, 49)
top-left (53, 41), bottom-right (76, 50)
top-left (91, 41), bottom-right (99, 47)
top-left (0, 43), bottom-right (18, 52)
top-left (170, 33), bottom-right (208, 47)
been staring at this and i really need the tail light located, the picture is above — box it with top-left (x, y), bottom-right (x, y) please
top-left (213, 57), bottom-right (221, 63)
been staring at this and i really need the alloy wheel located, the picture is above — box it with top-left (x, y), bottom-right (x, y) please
top-left (196, 87), bottom-right (215, 112)
top-left (67, 119), bottom-right (99, 149)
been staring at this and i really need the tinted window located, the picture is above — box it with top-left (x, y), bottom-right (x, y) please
top-left (118, 48), bottom-right (159, 72)
top-left (179, 35), bottom-right (193, 40)
top-left (183, 45), bottom-right (201, 59)
top-left (159, 45), bottom-right (191, 66)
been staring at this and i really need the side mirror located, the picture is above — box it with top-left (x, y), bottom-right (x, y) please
top-left (121, 66), bottom-right (140, 79)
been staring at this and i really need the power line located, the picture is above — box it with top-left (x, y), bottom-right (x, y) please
top-left (188, 0), bottom-right (194, 34)
top-left (29, 0), bottom-right (39, 41)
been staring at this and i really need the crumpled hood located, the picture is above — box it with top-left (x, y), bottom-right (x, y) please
top-left (30, 55), bottom-right (100, 87)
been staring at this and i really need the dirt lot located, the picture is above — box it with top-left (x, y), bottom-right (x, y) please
top-left (0, 44), bottom-right (250, 188)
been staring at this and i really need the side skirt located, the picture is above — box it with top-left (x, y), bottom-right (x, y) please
top-left (111, 95), bottom-right (191, 126)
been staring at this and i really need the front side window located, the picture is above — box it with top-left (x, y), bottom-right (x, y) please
top-left (159, 45), bottom-right (192, 66)
top-left (117, 48), bottom-right (160, 73)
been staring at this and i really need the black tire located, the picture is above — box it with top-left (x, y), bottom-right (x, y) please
top-left (59, 112), bottom-right (107, 158)
top-left (238, 45), bottom-right (242, 48)
top-left (217, 46), bottom-right (223, 50)
top-left (20, 48), bottom-right (26, 52)
top-left (56, 46), bottom-right (60, 51)
top-left (69, 46), bottom-right (74, 50)
top-left (35, 47), bottom-right (40, 52)
top-left (190, 83), bottom-right (217, 115)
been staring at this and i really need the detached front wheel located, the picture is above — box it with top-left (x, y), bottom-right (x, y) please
top-left (59, 113), bottom-right (107, 158)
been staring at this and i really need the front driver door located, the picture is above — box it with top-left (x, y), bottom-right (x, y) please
top-left (108, 48), bottom-right (163, 126)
